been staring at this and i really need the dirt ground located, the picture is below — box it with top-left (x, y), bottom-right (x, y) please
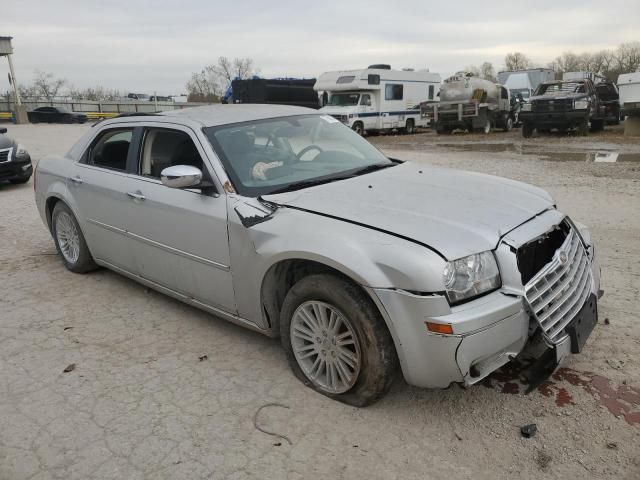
top-left (1, 123), bottom-right (639, 480)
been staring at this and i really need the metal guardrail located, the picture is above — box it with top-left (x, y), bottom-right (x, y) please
top-left (0, 98), bottom-right (210, 114)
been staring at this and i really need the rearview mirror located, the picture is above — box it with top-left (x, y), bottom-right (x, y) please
top-left (160, 165), bottom-right (203, 189)
top-left (0, 127), bottom-right (7, 134)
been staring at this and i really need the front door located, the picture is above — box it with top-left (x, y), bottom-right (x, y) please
top-left (124, 124), bottom-right (236, 313)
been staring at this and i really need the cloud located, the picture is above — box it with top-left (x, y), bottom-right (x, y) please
top-left (1, 0), bottom-right (638, 94)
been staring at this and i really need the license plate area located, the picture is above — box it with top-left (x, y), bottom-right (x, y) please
top-left (566, 295), bottom-right (598, 353)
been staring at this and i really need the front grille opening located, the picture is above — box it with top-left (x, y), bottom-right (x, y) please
top-left (517, 221), bottom-right (570, 284)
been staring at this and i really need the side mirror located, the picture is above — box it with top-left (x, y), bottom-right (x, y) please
top-left (0, 127), bottom-right (7, 134)
top-left (160, 165), bottom-right (203, 189)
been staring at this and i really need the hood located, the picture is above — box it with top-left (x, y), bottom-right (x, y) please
top-left (0, 133), bottom-right (17, 150)
top-left (263, 162), bottom-right (554, 260)
top-left (530, 92), bottom-right (587, 102)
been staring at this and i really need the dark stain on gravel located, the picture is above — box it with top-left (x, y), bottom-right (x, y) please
top-left (484, 362), bottom-right (640, 426)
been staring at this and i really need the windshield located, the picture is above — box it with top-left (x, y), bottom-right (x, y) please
top-left (329, 93), bottom-right (360, 106)
top-left (511, 88), bottom-right (530, 101)
top-left (204, 114), bottom-right (393, 197)
top-left (535, 82), bottom-right (586, 96)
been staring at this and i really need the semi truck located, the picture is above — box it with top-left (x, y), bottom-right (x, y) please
top-left (421, 73), bottom-right (515, 134)
top-left (497, 68), bottom-right (556, 102)
top-left (315, 65), bottom-right (441, 135)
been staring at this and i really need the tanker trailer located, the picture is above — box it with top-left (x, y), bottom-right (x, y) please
top-left (421, 73), bottom-right (514, 134)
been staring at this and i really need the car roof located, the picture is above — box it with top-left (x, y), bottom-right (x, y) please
top-left (103, 104), bottom-right (319, 128)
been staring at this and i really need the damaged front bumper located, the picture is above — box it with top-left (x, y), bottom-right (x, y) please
top-left (368, 216), bottom-right (601, 391)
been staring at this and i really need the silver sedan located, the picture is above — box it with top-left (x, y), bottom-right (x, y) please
top-left (34, 105), bottom-right (601, 405)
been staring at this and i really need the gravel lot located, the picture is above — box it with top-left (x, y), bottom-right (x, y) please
top-left (1, 123), bottom-right (639, 480)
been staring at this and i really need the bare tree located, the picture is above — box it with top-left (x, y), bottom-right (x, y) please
top-left (186, 57), bottom-right (259, 102)
top-left (615, 42), bottom-right (640, 74)
top-left (480, 62), bottom-right (496, 82)
top-left (186, 68), bottom-right (220, 102)
top-left (551, 52), bottom-right (583, 74)
top-left (32, 70), bottom-right (67, 100)
top-left (504, 52), bottom-right (531, 71)
top-left (213, 57), bottom-right (257, 85)
top-left (68, 85), bottom-right (123, 101)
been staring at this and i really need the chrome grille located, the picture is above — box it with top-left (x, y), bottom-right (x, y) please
top-left (0, 147), bottom-right (12, 163)
top-left (524, 227), bottom-right (593, 343)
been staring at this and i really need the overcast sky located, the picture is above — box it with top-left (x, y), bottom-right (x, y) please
top-left (1, 0), bottom-right (638, 95)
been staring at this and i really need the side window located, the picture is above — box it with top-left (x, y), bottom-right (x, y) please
top-left (385, 84), bottom-right (403, 100)
top-left (360, 94), bottom-right (371, 106)
top-left (139, 128), bottom-right (205, 178)
top-left (368, 74), bottom-right (380, 85)
top-left (89, 129), bottom-right (133, 171)
top-left (428, 85), bottom-right (435, 100)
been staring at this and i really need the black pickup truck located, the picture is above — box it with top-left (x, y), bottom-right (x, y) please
top-left (520, 79), bottom-right (605, 137)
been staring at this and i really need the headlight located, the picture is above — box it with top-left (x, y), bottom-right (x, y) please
top-left (442, 251), bottom-right (501, 304)
top-left (15, 144), bottom-right (28, 158)
top-left (521, 103), bottom-right (532, 112)
top-left (574, 100), bottom-right (589, 110)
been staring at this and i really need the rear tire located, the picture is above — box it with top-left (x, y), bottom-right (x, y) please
top-left (280, 274), bottom-right (398, 407)
top-left (436, 125), bottom-right (452, 135)
top-left (403, 119), bottom-right (415, 134)
top-left (577, 119), bottom-right (589, 136)
top-left (51, 202), bottom-right (98, 273)
top-left (590, 119), bottom-right (604, 132)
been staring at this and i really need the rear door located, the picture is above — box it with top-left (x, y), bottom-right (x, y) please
top-left (70, 125), bottom-right (141, 272)
top-left (123, 123), bottom-right (236, 313)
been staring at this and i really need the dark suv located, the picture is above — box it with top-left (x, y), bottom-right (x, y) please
top-left (520, 79), bottom-right (604, 137)
top-left (0, 127), bottom-right (32, 184)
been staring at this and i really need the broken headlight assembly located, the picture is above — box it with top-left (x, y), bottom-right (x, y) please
top-left (442, 251), bottom-right (501, 304)
top-left (521, 103), bottom-right (532, 112)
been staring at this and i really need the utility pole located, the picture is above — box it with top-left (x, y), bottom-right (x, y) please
top-left (1, 36), bottom-right (28, 123)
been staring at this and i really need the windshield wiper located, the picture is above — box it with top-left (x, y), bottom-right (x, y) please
top-left (348, 162), bottom-right (395, 176)
top-left (265, 176), bottom-right (352, 195)
top-left (264, 162), bottom-right (395, 195)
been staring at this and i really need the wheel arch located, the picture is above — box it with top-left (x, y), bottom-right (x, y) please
top-left (260, 257), bottom-right (373, 334)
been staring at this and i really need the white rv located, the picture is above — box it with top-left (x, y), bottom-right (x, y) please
top-left (314, 65), bottom-right (441, 134)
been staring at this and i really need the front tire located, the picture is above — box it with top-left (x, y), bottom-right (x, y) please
top-left (280, 274), bottom-right (397, 406)
top-left (352, 122), bottom-right (364, 136)
top-left (51, 202), bottom-right (98, 273)
top-left (522, 122), bottom-right (534, 138)
top-left (503, 115), bottom-right (513, 132)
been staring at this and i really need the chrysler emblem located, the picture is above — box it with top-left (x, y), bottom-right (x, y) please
top-left (558, 250), bottom-right (568, 265)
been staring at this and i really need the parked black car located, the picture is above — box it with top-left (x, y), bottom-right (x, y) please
top-left (0, 127), bottom-right (32, 184)
top-left (27, 106), bottom-right (88, 124)
top-left (520, 79), bottom-right (604, 137)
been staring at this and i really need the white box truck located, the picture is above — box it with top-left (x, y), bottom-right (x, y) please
top-left (618, 72), bottom-right (640, 116)
top-left (314, 65), bottom-right (441, 135)
top-left (497, 68), bottom-right (555, 101)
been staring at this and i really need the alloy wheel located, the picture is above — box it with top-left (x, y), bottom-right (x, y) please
top-left (55, 212), bottom-right (80, 264)
top-left (290, 301), bottom-right (361, 394)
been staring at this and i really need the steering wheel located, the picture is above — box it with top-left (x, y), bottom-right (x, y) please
top-left (296, 145), bottom-right (324, 160)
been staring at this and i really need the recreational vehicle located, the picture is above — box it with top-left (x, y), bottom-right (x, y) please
top-left (314, 65), bottom-right (441, 134)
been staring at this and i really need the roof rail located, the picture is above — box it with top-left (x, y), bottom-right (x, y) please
top-left (92, 111), bottom-right (162, 127)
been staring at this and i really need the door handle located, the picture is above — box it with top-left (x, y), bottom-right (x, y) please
top-left (69, 175), bottom-right (83, 185)
top-left (127, 191), bottom-right (146, 201)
